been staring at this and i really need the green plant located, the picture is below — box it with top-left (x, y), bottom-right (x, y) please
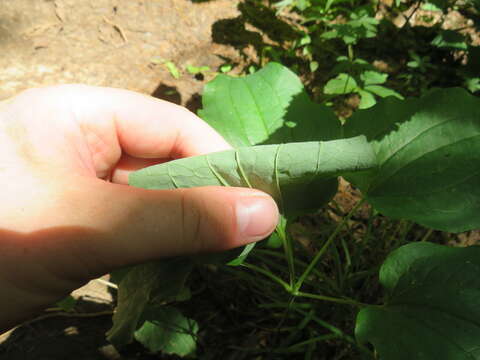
top-left (213, 0), bottom-right (480, 109)
top-left (324, 70), bottom-right (403, 109)
top-left (186, 65), bottom-right (211, 75)
top-left (106, 63), bottom-right (480, 359)
top-left (165, 61), bottom-right (181, 79)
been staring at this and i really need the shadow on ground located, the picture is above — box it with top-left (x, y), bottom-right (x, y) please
top-left (0, 299), bottom-right (116, 360)
top-left (151, 83), bottom-right (202, 114)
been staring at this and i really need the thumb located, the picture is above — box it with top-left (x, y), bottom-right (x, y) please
top-left (73, 180), bottom-right (279, 276)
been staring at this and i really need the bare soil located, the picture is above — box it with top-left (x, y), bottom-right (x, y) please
top-left (0, 0), bottom-right (241, 109)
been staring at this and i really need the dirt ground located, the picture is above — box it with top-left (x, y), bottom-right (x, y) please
top-left (0, 0), bottom-right (241, 359)
top-left (0, 0), bottom-right (240, 107)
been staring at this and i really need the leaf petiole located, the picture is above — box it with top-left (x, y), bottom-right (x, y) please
top-left (295, 291), bottom-right (366, 307)
top-left (241, 262), bottom-right (292, 293)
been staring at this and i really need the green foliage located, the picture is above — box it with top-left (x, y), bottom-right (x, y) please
top-left (110, 63), bottom-right (480, 358)
top-left (344, 87), bottom-right (480, 233)
top-left (55, 295), bottom-right (77, 312)
top-left (130, 137), bottom-right (376, 216)
top-left (186, 65), bottom-right (210, 75)
top-left (107, 259), bottom-right (193, 346)
top-left (165, 61), bottom-right (181, 79)
top-left (320, 7), bottom-right (379, 45)
top-left (219, 63), bottom-right (233, 73)
top-left (431, 30), bottom-right (468, 51)
top-left (135, 306), bottom-right (198, 357)
top-left (109, 63), bottom-right (346, 355)
top-left (199, 62), bottom-right (342, 147)
top-left (324, 70), bottom-right (403, 109)
top-left (324, 73), bottom-right (358, 94)
top-left (212, 0), bottom-right (480, 110)
top-left (356, 242), bottom-right (480, 360)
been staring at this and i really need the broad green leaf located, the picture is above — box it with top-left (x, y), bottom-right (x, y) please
top-left (356, 242), bottom-right (480, 360)
top-left (358, 89), bottom-right (376, 109)
top-left (107, 259), bottom-right (193, 346)
top-left (324, 73), bottom-right (358, 95)
top-left (364, 84), bottom-right (403, 99)
top-left (129, 136), bottom-right (377, 216)
top-left (344, 87), bottom-right (480, 232)
top-left (199, 62), bottom-right (341, 147)
top-left (322, 10), bottom-right (378, 45)
top-left (360, 71), bottom-right (387, 86)
top-left (465, 77), bottom-right (480, 93)
top-left (135, 306), bottom-right (198, 357)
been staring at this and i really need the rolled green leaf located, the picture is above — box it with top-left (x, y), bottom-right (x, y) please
top-left (130, 136), bottom-right (377, 216)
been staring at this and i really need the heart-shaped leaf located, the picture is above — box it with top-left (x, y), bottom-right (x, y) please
top-left (356, 242), bottom-right (480, 360)
top-left (344, 87), bottom-right (480, 232)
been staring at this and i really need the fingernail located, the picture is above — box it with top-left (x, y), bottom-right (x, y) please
top-left (236, 194), bottom-right (279, 243)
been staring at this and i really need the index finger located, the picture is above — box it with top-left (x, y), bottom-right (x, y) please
top-left (65, 84), bottom-right (232, 159)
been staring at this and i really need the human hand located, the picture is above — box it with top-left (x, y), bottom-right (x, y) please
top-left (0, 85), bottom-right (278, 332)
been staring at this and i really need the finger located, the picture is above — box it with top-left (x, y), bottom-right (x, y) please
top-left (56, 84), bottom-right (232, 158)
top-left (68, 179), bottom-right (279, 277)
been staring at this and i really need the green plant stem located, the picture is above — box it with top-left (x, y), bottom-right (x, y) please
top-left (253, 249), bottom-right (339, 291)
top-left (277, 216), bottom-right (296, 288)
top-left (294, 198), bottom-right (366, 293)
top-left (347, 44), bottom-right (354, 61)
top-left (295, 309), bottom-right (375, 358)
top-left (399, 0), bottom-right (422, 31)
top-left (421, 228), bottom-right (434, 242)
top-left (242, 263), bottom-right (291, 292)
top-left (296, 291), bottom-right (366, 307)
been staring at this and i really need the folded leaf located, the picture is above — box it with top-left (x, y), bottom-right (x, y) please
top-left (130, 136), bottom-right (377, 216)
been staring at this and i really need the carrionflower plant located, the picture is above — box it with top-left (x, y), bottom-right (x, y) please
top-left (107, 63), bottom-right (480, 360)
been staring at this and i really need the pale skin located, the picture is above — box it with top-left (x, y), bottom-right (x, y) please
top-left (0, 85), bottom-right (279, 333)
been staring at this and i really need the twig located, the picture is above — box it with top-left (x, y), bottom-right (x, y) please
top-left (400, 0), bottom-right (423, 31)
top-left (0, 310), bottom-right (113, 343)
top-left (103, 16), bottom-right (128, 43)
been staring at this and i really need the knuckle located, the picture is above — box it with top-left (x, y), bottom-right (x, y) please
top-left (179, 189), bottom-right (207, 253)
top-left (178, 188), bottom-right (238, 254)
